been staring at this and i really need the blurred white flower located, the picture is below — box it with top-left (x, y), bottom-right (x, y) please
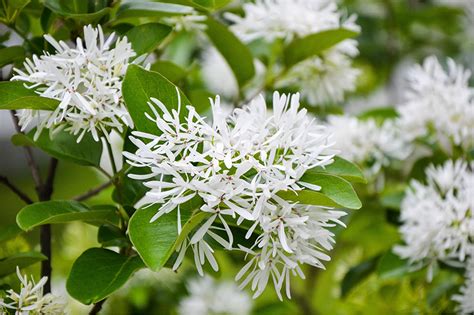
top-left (397, 56), bottom-right (474, 151)
top-left (395, 160), bottom-right (474, 275)
top-left (178, 276), bottom-right (252, 315)
top-left (125, 91), bottom-right (344, 298)
top-left (0, 267), bottom-right (65, 315)
top-left (227, 0), bottom-right (360, 105)
top-left (452, 254), bottom-right (474, 315)
top-left (163, 12), bottom-right (207, 32)
top-left (201, 48), bottom-right (239, 99)
top-left (326, 115), bottom-right (411, 177)
top-left (11, 25), bottom-right (139, 142)
top-left (278, 51), bottom-right (360, 105)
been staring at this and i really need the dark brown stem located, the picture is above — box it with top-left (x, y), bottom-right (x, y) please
top-left (292, 289), bottom-right (316, 315)
top-left (73, 180), bottom-right (113, 202)
top-left (0, 175), bottom-right (34, 204)
top-left (89, 299), bottom-right (106, 315)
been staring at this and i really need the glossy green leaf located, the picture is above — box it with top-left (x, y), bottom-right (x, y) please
top-left (312, 156), bottom-right (366, 184)
top-left (44, 0), bottom-right (111, 22)
top-left (122, 65), bottom-right (191, 134)
top-left (67, 248), bottom-right (144, 304)
top-left (16, 200), bottom-right (119, 231)
top-left (358, 107), bottom-right (399, 121)
top-left (125, 23), bottom-right (172, 55)
top-left (0, 46), bottom-right (25, 67)
top-left (98, 224), bottom-right (129, 247)
top-left (159, 0), bottom-right (232, 10)
top-left (116, 2), bottom-right (194, 20)
top-left (204, 16), bottom-right (255, 87)
top-left (11, 128), bottom-right (102, 167)
top-left (0, 252), bottom-right (47, 278)
top-left (341, 255), bottom-right (380, 297)
top-left (151, 60), bottom-right (187, 83)
top-left (284, 28), bottom-right (358, 66)
top-left (281, 174), bottom-right (362, 209)
top-left (128, 196), bottom-right (205, 271)
top-left (0, 81), bottom-right (59, 110)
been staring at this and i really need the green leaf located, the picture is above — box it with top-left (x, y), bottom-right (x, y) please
top-left (0, 81), bottom-right (60, 110)
top-left (204, 16), bottom-right (255, 87)
top-left (98, 224), bottom-right (129, 247)
top-left (122, 64), bottom-right (191, 134)
top-left (282, 174), bottom-right (362, 209)
top-left (9, 0), bottom-right (31, 10)
top-left (341, 255), bottom-right (380, 297)
top-left (44, 0), bottom-right (111, 22)
top-left (0, 223), bottom-right (22, 243)
top-left (11, 128), bottom-right (102, 167)
top-left (0, 252), bottom-right (47, 278)
top-left (66, 248), bottom-right (144, 304)
top-left (376, 251), bottom-right (412, 280)
top-left (284, 28), bottom-right (358, 67)
top-left (16, 200), bottom-right (119, 231)
top-left (151, 60), bottom-right (187, 83)
top-left (116, 2), bottom-right (194, 20)
top-left (125, 23), bottom-right (172, 56)
top-left (0, 46), bottom-right (25, 67)
top-left (358, 107), bottom-right (399, 121)
top-left (159, 0), bottom-right (232, 10)
top-left (128, 196), bottom-right (205, 271)
top-left (313, 156), bottom-right (366, 184)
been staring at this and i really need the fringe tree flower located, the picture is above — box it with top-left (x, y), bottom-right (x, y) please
top-left (125, 91), bottom-right (346, 298)
top-left (227, 0), bottom-right (360, 105)
top-left (326, 115), bottom-right (411, 177)
top-left (395, 160), bottom-right (474, 278)
top-left (0, 267), bottom-right (65, 314)
top-left (397, 56), bottom-right (474, 151)
top-left (178, 276), bottom-right (252, 315)
top-left (452, 254), bottom-right (474, 315)
top-left (11, 25), bottom-right (139, 142)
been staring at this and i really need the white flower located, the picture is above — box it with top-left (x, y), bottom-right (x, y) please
top-left (163, 12), bottom-right (207, 32)
top-left (227, 0), bottom-right (359, 43)
top-left (227, 0), bottom-right (360, 105)
top-left (326, 115), bottom-right (411, 177)
top-left (278, 51), bottom-right (360, 105)
top-left (125, 91), bottom-right (345, 298)
top-left (452, 254), bottom-right (474, 315)
top-left (0, 267), bottom-right (65, 315)
top-left (201, 48), bottom-right (239, 99)
top-left (179, 276), bottom-right (252, 315)
top-left (395, 160), bottom-right (474, 273)
top-left (11, 25), bottom-right (139, 142)
top-left (397, 56), bottom-right (474, 151)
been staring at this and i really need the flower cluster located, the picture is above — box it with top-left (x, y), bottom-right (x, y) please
top-left (178, 276), bottom-right (252, 315)
top-left (397, 56), bottom-right (474, 151)
top-left (227, 0), bottom-right (360, 105)
top-left (394, 160), bottom-right (474, 276)
top-left (452, 254), bottom-right (474, 315)
top-left (0, 268), bottom-right (65, 315)
top-left (12, 25), bottom-right (139, 142)
top-left (326, 115), bottom-right (411, 178)
top-left (163, 11), bottom-right (207, 33)
top-left (125, 91), bottom-right (346, 298)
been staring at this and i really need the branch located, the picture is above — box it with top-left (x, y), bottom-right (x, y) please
top-left (74, 180), bottom-right (113, 202)
top-left (0, 175), bottom-right (33, 204)
top-left (9, 110), bottom-right (43, 192)
top-left (89, 299), bottom-right (106, 315)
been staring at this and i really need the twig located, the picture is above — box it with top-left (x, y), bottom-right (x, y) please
top-left (89, 299), bottom-right (106, 315)
top-left (0, 175), bottom-right (34, 204)
top-left (9, 110), bottom-right (43, 192)
top-left (73, 180), bottom-right (113, 202)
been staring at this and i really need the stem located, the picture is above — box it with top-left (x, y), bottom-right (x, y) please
top-left (0, 175), bottom-right (33, 204)
top-left (74, 180), bottom-right (113, 202)
top-left (89, 299), bottom-right (106, 315)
